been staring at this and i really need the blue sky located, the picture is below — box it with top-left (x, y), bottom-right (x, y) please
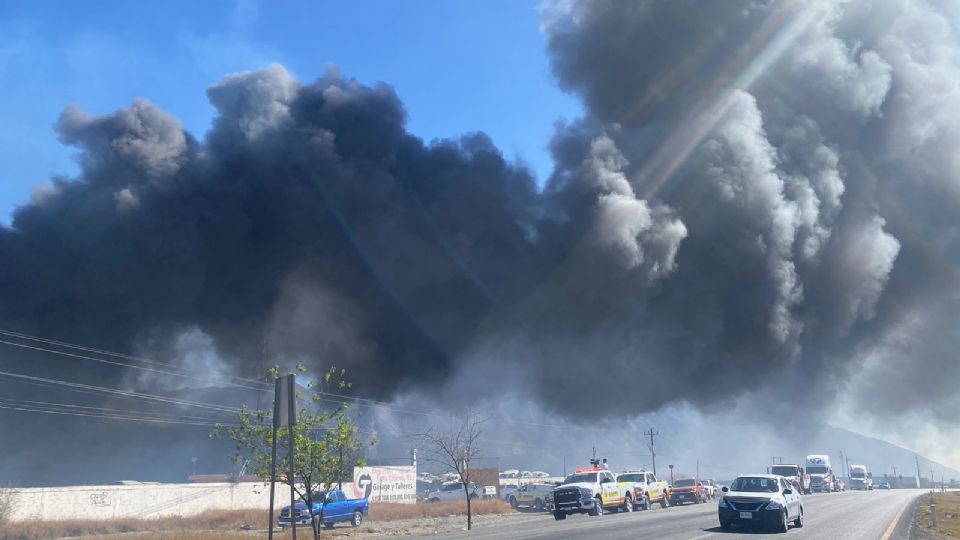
top-left (0, 0), bottom-right (581, 222)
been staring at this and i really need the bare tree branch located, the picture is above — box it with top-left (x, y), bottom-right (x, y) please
top-left (416, 410), bottom-right (488, 530)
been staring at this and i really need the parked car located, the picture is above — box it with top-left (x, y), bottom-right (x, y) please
top-left (718, 475), bottom-right (803, 532)
top-left (506, 483), bottom-right (554, 510)
top-left (426, 481), bottom-right (480, 502)
top-left (278, 489), bottom-right (369, 530)
top-left (670, 478), bottom-right (707, 505)
top-left (878, 481), bottom-right (892, 490)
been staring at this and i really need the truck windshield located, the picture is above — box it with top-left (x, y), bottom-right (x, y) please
top-left (300, 491), bottom-right (325, 503)
top-left (730, 477), bottom-right (779, 492)
top-left (565, 473), bottom-right (598, 484)
top-left (674, 479), bottom-right (696, 487)
top-left (771, 467), bottom-right (798, 476)
top-left (617, 474), bottom-right (644, 482)
top-left (850, 472), bottom-right (865, 478)
top-left (807, 466), bottom-right (828, 474)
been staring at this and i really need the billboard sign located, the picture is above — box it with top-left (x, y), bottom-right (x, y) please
top-left (349, 466), bottom-right (416, 504)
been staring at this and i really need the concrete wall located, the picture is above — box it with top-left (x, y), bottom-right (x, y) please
top-left (7, 482), bottom-right (284, 521)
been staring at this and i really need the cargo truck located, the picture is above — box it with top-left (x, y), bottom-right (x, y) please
top-left (769, 464), bottom-right (811, 495)
top-left (849, 465), bottom-right (873, 490)
top-left (805, 455), bottom-right (837, 493)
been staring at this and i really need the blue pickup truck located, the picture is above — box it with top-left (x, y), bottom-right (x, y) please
top-left (278, 489), bottom-right (369, 530)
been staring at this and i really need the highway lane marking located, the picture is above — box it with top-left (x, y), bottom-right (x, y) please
top-left (685, 533), bottom-right (715, 540)
top-left (879, 495), bottom-right (913, 540)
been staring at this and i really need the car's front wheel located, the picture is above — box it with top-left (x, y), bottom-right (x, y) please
top-left (622, 494), bottom-right (633, 512)
top-left (508, 496), bottom-right (518, 509)
top-left (352, 510), bottom-right (363, 527)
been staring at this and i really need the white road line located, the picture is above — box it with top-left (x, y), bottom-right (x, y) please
top-left (879, 496), bottom-right (912, 540)
top-left (685, 533), bottom-right (716, 540)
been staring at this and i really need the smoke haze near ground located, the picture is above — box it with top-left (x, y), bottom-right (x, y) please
top-left (2, 0), bottom-right (960, 481)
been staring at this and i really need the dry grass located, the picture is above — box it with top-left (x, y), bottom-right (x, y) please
top-left (917, 492), bottom-right (960, 539)
top-left (370, 499), bottom-right (513, 521)
top-left (0, 499), bottom-right (515, 539)
top-left (56, 535), bottom-right (256, 540)
top-left (0, 509), bottom-right (264, 540)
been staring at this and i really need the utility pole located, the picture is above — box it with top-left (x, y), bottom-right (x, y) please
top-left (644, 428), bottom-right (659, 476)
top-left (916, 455), bottom-right (923, 487)
top-left (839, 451), bottom-right (847, 478)
top-left (267, 377), bottom-right (281, 540)
top-left (286, 375), bottom-right (297, 540)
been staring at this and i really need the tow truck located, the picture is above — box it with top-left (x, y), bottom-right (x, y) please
top-left (551, 464), bottom-right (632, 520)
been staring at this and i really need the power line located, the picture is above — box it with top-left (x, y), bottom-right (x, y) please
top-left (0, 401), bottom-right (231, 427)
top-left (0, 329), bottom-right (481, 424)
top-left (0, 329), bottom-right (677, 439)
top-left (0, 335), bottom-right (266, 391)
top-left (0, 369), bottom-right (240, 414)
top-left (0, 396), bottom-right (230, 423)
top-left (0, 328), bottom-right (271, 388)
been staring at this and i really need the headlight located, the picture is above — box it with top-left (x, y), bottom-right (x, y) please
top-left (718, 497), bottom-right (729, 509)
top-left (582, 488), bottom-right (594, 496)
top-left (766, 500), bottom-right (782, 510)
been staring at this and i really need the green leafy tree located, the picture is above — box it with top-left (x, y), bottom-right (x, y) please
top-left (212, 365), bottom-right (374, 539)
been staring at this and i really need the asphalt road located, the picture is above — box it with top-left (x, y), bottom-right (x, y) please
top-left (414, 490), bottom-right (925, 540)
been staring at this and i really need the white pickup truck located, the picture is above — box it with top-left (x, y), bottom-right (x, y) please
top-left (616, 470), bottom-right (671, 509)
top-left (551, 467), bottom-right (633, 519)
top-left (701, 479), bottom-right (718, 500)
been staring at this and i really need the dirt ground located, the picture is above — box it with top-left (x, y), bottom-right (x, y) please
top-left (0, 500), bottom-right (541, 540)
top-left (916, 491), bottom-right (960, 539)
